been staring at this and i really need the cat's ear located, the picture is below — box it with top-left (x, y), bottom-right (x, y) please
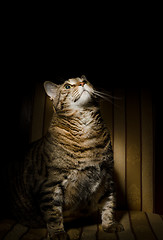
top-left (81, 75), bottom-right (87, 81)
top-left (44, 81), bottom-right (59, 100)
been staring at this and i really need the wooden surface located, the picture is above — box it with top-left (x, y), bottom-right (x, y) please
top-left (114, 89), bottom-right (126, 209)
top-left (0, 211), bottom-right (163, 240)
top-left (141, 89), bottom-right (154, 212)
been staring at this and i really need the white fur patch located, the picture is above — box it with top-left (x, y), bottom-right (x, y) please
top-left (76, 90), bottom-right (92, 106)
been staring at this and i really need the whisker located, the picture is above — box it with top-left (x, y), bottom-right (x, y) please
top-left (94, 90), bottom-right (121, 100)
top-left (94, 90), bottom-right (112, 97)
top-left (93, 91), bottom-right (113, 103)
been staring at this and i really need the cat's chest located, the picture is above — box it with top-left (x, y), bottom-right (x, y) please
top-left (62, 165), bottom-right (107, 209)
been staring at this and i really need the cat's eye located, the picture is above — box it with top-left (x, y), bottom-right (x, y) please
top-left (64, 84), bottom-right (72, 89)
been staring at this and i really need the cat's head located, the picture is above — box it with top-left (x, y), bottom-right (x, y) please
top-left (44, 76), bottom-right (97, 111)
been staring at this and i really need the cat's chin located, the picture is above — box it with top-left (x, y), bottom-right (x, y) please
top-left (74, 91), bottom-right (92, 107)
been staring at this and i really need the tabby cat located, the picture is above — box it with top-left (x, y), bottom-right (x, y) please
top-left (10, 76), bottom-right (123, 240)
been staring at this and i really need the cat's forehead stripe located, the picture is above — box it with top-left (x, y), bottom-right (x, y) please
top-left (68, 78), bottom-right (82, 85)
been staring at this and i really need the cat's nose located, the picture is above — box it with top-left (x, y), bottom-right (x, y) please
top-left (79, 81), bottom-right (86, 87)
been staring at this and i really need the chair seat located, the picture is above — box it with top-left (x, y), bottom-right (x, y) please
top-left (0, 211), bottom-right (163, 240)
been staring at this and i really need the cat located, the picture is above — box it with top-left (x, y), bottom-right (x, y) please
top-left (10, 76), bottom-right (123, 240)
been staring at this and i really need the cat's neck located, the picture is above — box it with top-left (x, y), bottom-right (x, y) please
top-left (46, 106), bottom-right (110, 158)
top-left (48, 105), bottom-right (104, 135)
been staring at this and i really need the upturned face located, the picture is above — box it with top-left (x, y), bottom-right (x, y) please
top-left (44, 76), bottom-right (96, 110)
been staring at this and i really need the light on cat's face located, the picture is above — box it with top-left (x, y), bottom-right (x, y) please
top-left (44, 76), bottom-right (95, 110)
top-left (64, 77), bottom-right (94, 107)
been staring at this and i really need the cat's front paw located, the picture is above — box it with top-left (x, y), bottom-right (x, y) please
top-left (102, 221), bottom-right (124, 233)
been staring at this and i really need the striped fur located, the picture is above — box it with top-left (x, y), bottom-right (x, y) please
top-left (10, 76), bottom-right (123, 239)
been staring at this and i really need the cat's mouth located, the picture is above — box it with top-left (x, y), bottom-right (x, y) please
top-left (74, 89), bottom-right (87, 101)
top-left (74, 89), bottom-right (92, 105)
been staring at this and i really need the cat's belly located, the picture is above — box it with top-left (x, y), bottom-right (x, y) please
top-left (62, 167), bottom-right (107, 218)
